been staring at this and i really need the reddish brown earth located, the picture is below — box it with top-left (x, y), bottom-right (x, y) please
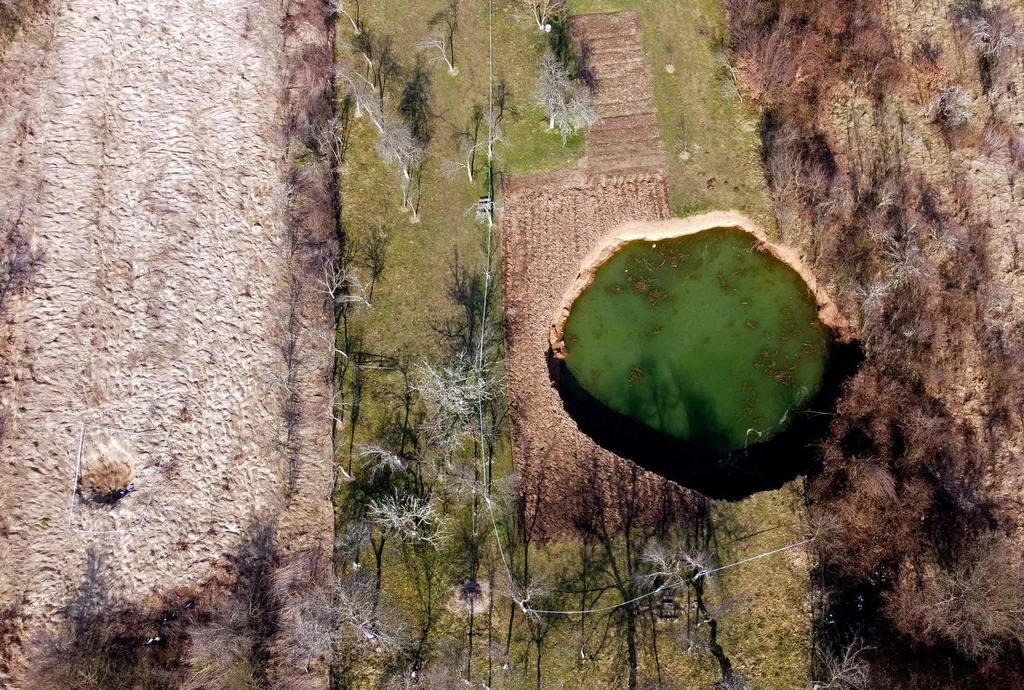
top-left (572, 11), bottom-right (666, 175)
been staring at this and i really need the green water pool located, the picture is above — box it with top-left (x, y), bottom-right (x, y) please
top-left (561, 226), bottom-right (831, 452)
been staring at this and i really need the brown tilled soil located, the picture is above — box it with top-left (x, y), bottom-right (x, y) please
top-left (502, 171), bottom-right (688, 535)
top-left (572, 11), bottom-right (666, 175)
top-left (0, 0), bottom-right (332, 679)
top-left (501, 11), bottom-right (690, 535)
top-left (501, 11), bottom-right (691, 533)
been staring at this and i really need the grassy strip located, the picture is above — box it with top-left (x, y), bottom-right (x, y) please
top-left (334, 0), bottom-right (810, 687)
top-left (574, 0), bottom-right (773, 226)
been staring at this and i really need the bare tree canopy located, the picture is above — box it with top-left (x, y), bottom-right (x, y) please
top-left (415, 356), bottom-right (495, 454)
top-left (535, 47), bottom-right (598, 141)
top-left (522, 0), bottom-right (567, 32)
top-left (426, 0), bottom-right (459, 73)
top-left (352, 29), bottom-right (401, 111)
top-left (368, 492), bottom-right (448, 547)
top-left (447, 104), bottom-right (484, 182)
top-left (952, 1), bottom-right (1020, 61)
top-left (376, 118), bottom-right (424, 210)
top-left (330, 0), bottom-right (362, 34)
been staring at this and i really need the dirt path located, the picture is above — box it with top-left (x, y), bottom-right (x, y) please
top-left (0, 0), bottom-right (332, 666)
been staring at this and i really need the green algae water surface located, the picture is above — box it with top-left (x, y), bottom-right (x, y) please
top-left (561, 226), bottom-right (830, 452)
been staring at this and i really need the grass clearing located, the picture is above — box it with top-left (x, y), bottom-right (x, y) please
top-left (336, 0), bottom-right (584, 462)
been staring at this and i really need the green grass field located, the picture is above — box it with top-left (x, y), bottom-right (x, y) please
top-left (333, 1), bottom-right (809, 687)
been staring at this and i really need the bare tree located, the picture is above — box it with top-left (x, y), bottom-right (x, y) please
top-left (185, 521), bottom-right (282, 689)
top-left (536, 47), bottom-right (597, 141)
top-left (337, 61), bottom-right (384, 130)
top-left (363, 219), bottom-right (390, 302)
top-left (446, 105), bottom-right (484, 182)
top-left (641, 540), bottom-right (733, 686)
top-left (935, 84), bottom-right (972, 131)
top-left (353, 29), bottom-right (401, 111)
top-left (376, 119), bottom-right (421, 177)
top-left (331, 0), bottom-right (362, 34)
top-left (419, 29), bottom-right (456, 75)
top-left (270, 551), bottom-right (340, 677)
top-left (812, 640), bottom-right (871, 690)
top-left (426, 0), bottom-right (459, 74)
top-left (484, 107), bottom-right (508, 163)
top-left (318, 260), bottom-right (371, 313)
top-left (313, 104), bottom-right (355, 167)
top-left (369, 492), bottom-right (448, 548)
top-left (886, 532), bottom-right (1024, 658)
top-left (336, 570), bottom-right (410, 655)
top-left (336, 520), bottom-right (371, 572)
top-left (358, 442), bottom-right (406, 478)
top-left (377, 119), bottom-right (425, 212)
top-left (953, 2), bottom-right (1020, 61)
top-left (415, 356), bottom-right (494, 455)
top-left (522, 0), bottom-right (566, 32)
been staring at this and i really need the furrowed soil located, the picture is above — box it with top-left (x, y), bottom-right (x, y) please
top-left (0, 0), bottom-right (332, 679)
top-left (501, 10), bottom-right (689, 534)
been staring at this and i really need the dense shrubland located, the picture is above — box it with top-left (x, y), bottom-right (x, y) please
top-left (724, 0), bottom-right (1024, 685)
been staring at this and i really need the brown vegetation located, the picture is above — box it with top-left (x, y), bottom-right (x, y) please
top-left (0, 210), bottom-right (40, 317)
top-left (23, 523), bottom-right (333, 690)
top-left (77, 437), bottom-right (135, 504)
top-left (724, 0), bottom-right (1024, 685)
top-left (29, 549), bottom-right (196, 690)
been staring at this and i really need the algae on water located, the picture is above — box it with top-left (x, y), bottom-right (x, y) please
top-left (562, 226), bottom-right (830, 451)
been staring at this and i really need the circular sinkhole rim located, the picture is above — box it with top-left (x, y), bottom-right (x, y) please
top-left (549, 210), bottom-right (855, 361)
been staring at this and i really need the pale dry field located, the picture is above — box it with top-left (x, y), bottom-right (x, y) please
top-left (0, 0), bottom-right (333, 675)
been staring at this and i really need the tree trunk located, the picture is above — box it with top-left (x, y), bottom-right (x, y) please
top-left (535, 639), bottom-right (542, 690)
top-left (372, 535), bottom-right (386, 616)
top-left (467, 600), bottom-right (474, 682)
top-left (626, 604), bottom-right (638, 690)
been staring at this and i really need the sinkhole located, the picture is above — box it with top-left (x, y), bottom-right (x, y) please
top-left (549, 215), bottom-right (860, 499)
